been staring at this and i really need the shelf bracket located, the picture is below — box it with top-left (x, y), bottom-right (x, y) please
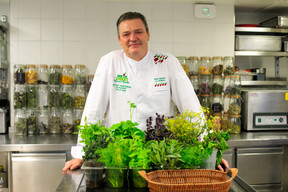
top-left (275, 57), bottom-right (280, 78)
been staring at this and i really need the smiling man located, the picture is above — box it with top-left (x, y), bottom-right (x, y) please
top-left (63, 12), bottom-right (229, 174)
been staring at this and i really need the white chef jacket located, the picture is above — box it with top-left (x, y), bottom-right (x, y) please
top-left (71, 49), bottom-right (203, 159)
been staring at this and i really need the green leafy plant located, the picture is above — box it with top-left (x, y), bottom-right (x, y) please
top-left (128, 140), bottom-right (151, 169)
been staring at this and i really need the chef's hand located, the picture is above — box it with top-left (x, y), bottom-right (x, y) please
top-left (62, 158), bottom-right (83, 175)
top-left (216, 158), bottom-right (229, 172)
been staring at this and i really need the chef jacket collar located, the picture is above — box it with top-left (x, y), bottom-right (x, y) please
top-left (124, 50), bottom-right (150, 67)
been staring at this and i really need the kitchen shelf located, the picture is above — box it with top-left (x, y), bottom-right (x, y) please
top-left (241, 80), bottom-right (288, 86)
top-left (235, 51), bottom-right (288, 57)
top-left (235, 27), bottom-right (288, 34)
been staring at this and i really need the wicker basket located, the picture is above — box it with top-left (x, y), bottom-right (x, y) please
top-left (138, 168), bottom-right (238, 192)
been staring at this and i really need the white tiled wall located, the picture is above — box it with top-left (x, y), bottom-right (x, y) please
top-left (9, 0), bottom-right (235, 74)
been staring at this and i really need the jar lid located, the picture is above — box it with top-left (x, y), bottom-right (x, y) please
top-left (212, 113), bottom-right (222, 116)
top-left (223, 95), bottom-right (230, 98)
top-left (200, 56), bottom-right (210, 60)
top-left (212, 56), bottom-right (223, 60)
top-left (62, 65), bottom-right (72, 68)
top-left (223, 113), bottom-right (229, 116)
top-left (26, 64), bottom-right (36, 67)
top-left (14, 64), bottom-right (26, 68)
top-left (190, 75), bottom-right (199, 78)
top-left (230, 114), bottom-right (241, 117)
top-left (230, 95), bottom-right (241, 98)
top-left (231, 75), bottom-right (241, 78)
top-left (88, 75), bottom-right (94, 78)
top-left (213, 94), bottom-right (222, 97)
top-left (75, 64), bottom-right (86, 68)
top-left (188, 56), bottom-right (199, 60)
top-left (38, 64), bottom-right (48, 67)
top-left (200, 94), bottom-right (210, 97)
top-left (50, 65), bottom-right (60, 68)
top-left (213, 75), bottom-right (222, 78)
top-left (224, 75), bottom-right (231, 78)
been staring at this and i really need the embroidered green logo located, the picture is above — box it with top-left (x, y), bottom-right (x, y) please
top-left (113, 72), bottom-right (131, 92)
top-left (115, 72), bottom-right (129, 84)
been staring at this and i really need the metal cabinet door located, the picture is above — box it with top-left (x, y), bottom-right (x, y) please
top-left (236, 146), bottom-right (283, 185)
top-left (11, 152), bottom-right (66, 192)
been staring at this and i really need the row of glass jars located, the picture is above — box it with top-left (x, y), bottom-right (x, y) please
top-left (14, 108), bottom-right (83, 135)
top-left (14, 64), bottom-right (87, 85)
top-left (199, 94), bottom-right (241, 115)
top-left (177, 56), bottom-right (235, 77)
top-left (190, 75), bottom-right (241, 96)
top-left (14, 84), bottom-right (87, 109)
top-left (210, 113), bottom-right (241, 134)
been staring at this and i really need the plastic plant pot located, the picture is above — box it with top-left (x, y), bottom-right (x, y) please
top-left (81, 161), bottom-right (105, 189)
top-left (106, 167), bottom-right (128, 188)
top-left (200, 149), bottom-right (218, 170)
top-left (129, 168), bottom-right (148, 188)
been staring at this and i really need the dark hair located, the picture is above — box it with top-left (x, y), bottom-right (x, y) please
top-left (116, 12), bottom-right (149, 36)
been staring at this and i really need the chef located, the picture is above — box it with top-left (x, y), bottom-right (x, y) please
top-left (63, 11), bottom-right (229, 174)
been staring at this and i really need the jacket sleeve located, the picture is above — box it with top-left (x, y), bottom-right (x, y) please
top-left (71, 56), bottom-right (111, 159)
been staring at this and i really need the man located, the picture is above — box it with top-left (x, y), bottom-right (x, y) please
top-left (63, 12), bottom-right (229, 174)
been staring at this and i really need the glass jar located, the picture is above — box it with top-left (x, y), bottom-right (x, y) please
top-left (49, 108), bottom-right (61, 134)
top-left (223, 56), bottom-right (235, 75)
top-left (61, 65), bottom-right (74, 85)
top-left (62, 109), bottom-right (74, 134)
top-left (212, 113), bottom-right (222, 131)
top-left (230, 75), bottom-right (241, 96)
top-left (87, 75), bottom-right (94, 93)
top-left (228, 95), bottom-right (241, 115)
top-left (49, 85), bottom-right (61, 108)
top-left (199, 57), bottom-right (211, 76)
top-left (223, 95), bottom-right (230, 114)
top-left (14, 64), bottom-right (26, 84)
top-left (212, 57), bottom-right (223, 75)
top-left (199, 95), bottom-right (211, 113)
top-left (61, 85), bottom-right (74, 109)
top-left (26, 84), bottom-right (37, 109)
top-left (37, 108), bottom-right (49, 134)
top-left (212, 94), bottom-right (223, 113)
top-left (229, 114), bottom-right (241, 133)
top-left (222, 113), bottom-right (229, 132)
top-left (75, 65), bottom-right (87, 85)
top-left (74, 109), bottom-right (83, 132)
top-left (74, 85), bottom-right (86, 109)
top-left (187, 57), bottom-right (199, 76)
top-left (200, 75), bottom-right (211, 94)
top-left (25, 64), bottom-right (37, 84)
top-left (14, 109), bottom-right (27, 135)
top-left (211, 75), bottom-right (223, 95)
top-left (37, 84), bottom-right (49, 109)
top-left (190, 76), bottom-right (200, 96)
top-left (27, 109), bottom-right (38, 135)
top-left (14, 84), bottom-right (26, 109)
top-left (176, 56), bottom-right (188, 75)
top-left (223, 76), bottom-right (231, 95)
top-left (37, 64), bottom-right (49, 84)
top-left (49, 65), bottom-right (61, 85)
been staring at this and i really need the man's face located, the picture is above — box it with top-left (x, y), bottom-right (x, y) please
top-left (118, 18), bottom-right (150, 61)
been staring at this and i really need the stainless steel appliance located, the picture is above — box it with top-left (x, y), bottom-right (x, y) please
top-left (241, 89), bottom-right (288, 131)
top-left (260, 16), bottom-right (288, 28)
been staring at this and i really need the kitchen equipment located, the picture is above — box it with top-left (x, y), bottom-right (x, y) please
top-left (241, 89), bottom-right (288, 131)
top-left (0, 99), bottom-right (9, 134)
top-left (284, 41), bottom-right (288, 52)
top-left (260, 16), bottom-right (288, 28)
top-left (235, 35), bottom-right (283, 51)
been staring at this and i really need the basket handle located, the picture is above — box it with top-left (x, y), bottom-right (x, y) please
top-left (226, 168), bottom-right (238, 181)
top-left (138, 170), bottom-right (150, 182)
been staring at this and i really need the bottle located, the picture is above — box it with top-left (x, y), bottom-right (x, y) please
top-left (229, 114), bottom-right (241, 133)
top-left (37, 64), bottom-right (49, 84)
top-left (199, 57), bottom-right (211, 76)
top-left (74, 65), bottom-right (87, 85)
top-left (190, 75), bottom-right (200, 96)
top-left (61, 85), bottom-right (74, 109)
top-left (14, 109), bottom-right (27, 135)
top-left (74, 109), bottom-right (83, 132)
top-left (212, 57), bottom-right (223, 75)
top-left (27, 109), bottom-right (38, 135)
top-left (74, 85), bottom-right (86, 109)
top-left (49, 108), bottom-right (61, 134)
top-left (212, 113), bottom-right (222, 131)
top-left (200, 75), bottom-right (211, 94)
top-left (49, 85), bottom-right (61, 108)
top-left (223, 95), bottom-right (230, 114)
top-left (222, 113), bottom-right (229, 132)
top-left (61, 65), bottom-right (74, 85)
top-left (212, 94), bottom-right (223, 113)
top-left (199, 94), bottom-right (211, 114)
top-left (223, 76), bottom-right (231, 95)
top-left (49, 65), bottom-right (61, 85)
top-left (14, 84), bottom-right (26, 109)
top-left (223, 56), bottom-right (235, 75)
top-left (87, 75), bottom-right (94, 93)
top-left (61, 109), bottom-right (74, 134)
top-left (14, 64), bottom-right (26, 84)
top-left (230, 75), bottom-right (241, 96)
top-left (26, 84), bottom-right (37, 109)
top-left (37, 108), bottom-right (49, 134)
top-left (25, 64), bottom-right (37, 84)
top-left (177, 56), bottom-right (188, 74)
top-left (37, 84), bottom-right (49, 109)
top-left (211, 75), bottom-right (223, 95)
top-left (228, 95), bottom-right (241, 115)
top-left (187, 57), bottom-right (199, 76)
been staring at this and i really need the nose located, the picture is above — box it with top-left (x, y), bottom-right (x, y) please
top-left (130, 32), bottom-right (137, 41)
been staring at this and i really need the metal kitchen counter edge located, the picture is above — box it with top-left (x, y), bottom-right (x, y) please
top-left (1, 131), bottom-right (288, 151)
